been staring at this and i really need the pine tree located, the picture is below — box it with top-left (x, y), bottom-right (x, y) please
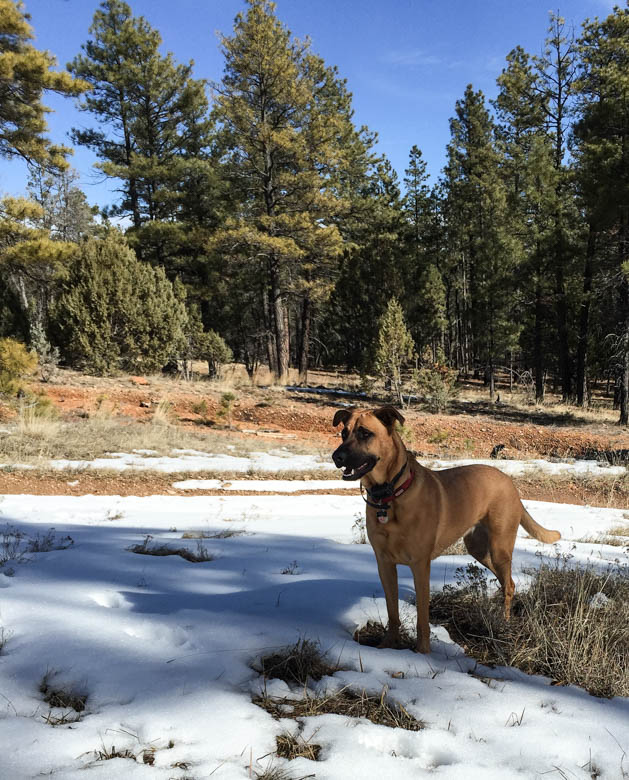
top-left (211, 0), bottom-right (373, 382)
top-left (573, 6), bottom-right (629, 423)
top-left (494, 46), bottom-right (558, 402)
top-left (444, 85), bottom-right (522, 398)
top-left (0, 0), bottom-right (87, 166)
top-left (69, 0), bottom-right (219, 269)
top-left (534, 13), bottom-right (581, 401)
top-left (27, 166), bottom-right (98, 242)
top-left (373, 298), bottom-right (416, 406)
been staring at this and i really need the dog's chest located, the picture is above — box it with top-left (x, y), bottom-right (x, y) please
top-left (368, 513), bottom-right (414, 565)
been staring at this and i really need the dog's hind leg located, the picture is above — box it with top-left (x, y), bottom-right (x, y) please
top-left (488, 535), bottom-right (516, 620)
top-left (464, 522), bottom-right (516, 619)
top-left (463, 523), bottom-right (496, 575)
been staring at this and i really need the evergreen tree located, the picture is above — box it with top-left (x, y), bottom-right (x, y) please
top-left (573, 6), bottom-right (629, 423)
top-left (211, 0), bottom-right (373, 382)
top-left (402, 146), bottom-right (446, 360)
top-left (68, 0), bottom-right (219, 269)
top-left (52, 234), bottom-right (187, 374)
top-left (323, 159), bottom-right (406, 371)
top-left (0, 0), bottom-right (87, 167)
top-left (27, 166), bottom-right (98, 242)
top-left (444, 85), bottom-right (521, 398)
top-left (494, 46), bottom-right (558, 402)
top-left (373, 297), bottom-right (416, 406)
top-left (534, 13), bottom-right (581, 401)
top-left (0, 196), bottom-right (75, 341)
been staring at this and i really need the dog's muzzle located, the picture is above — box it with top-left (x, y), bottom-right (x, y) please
top-left (332, 445), bottom-right (377, 481)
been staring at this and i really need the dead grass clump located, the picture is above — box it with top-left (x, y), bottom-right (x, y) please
top-left (255, 686), bottom-right (423, 731)
top-left (254, 764), bottom-right (302, 780)
top-left (181, 528), bottom-right (245, 539)
top-left (442, 538), bottom-right (467, 555)
top-left (93, 745), bottom-right (136, 761)
top-left (353, 620), bottom-right (415, 650)
top-left (607, 524), bottom-right (629, 538)
top-left (430, 561), bottom-right (629, 698)
top-left (129, 535), bottom-right (214, 563)
top-left (576, 534), bottom-right (628, 548)
top-left (40, 673), bottom-right (87, 712)
top-left (256, 639), bottom-right (341, 687)
top-left (275, 731), bottom-right (321, 761)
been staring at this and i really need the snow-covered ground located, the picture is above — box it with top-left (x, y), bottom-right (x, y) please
top-left (9, 447), bottom-right (627, 477)
top-left (0, 484), bottom-right (627, 779)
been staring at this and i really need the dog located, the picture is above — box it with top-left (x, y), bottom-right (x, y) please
top-left (332, 406), bottom-right (560, 654)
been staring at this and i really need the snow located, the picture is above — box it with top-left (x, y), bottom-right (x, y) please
top-left (10, 448), bottom-right (338, 474)
top-left (9, 448), bottom-right (625, 479)
top-left (0, 479), bottom-right (628, 779)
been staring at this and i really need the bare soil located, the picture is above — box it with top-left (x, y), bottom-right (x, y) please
top-left (1, 365), bottom-right (628, 505)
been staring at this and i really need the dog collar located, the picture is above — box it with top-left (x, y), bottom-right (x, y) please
top-left (361, 461), bottom-right (415, 523)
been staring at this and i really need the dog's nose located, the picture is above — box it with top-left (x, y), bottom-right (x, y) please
top-left (332, 446), bottom-right (347, 467)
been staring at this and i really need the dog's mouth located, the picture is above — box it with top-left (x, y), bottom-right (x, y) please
top-left (340, 457), bottom-right (377, 481)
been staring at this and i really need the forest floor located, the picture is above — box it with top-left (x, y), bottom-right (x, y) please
top-left (0, 362), bottom-right (628, 506)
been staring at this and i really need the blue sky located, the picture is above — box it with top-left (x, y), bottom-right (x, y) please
top-left (2, 0), bottom-right (618, 211)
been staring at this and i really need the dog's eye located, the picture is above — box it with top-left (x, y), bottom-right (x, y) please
top-left (341, 428), bottom-right (348, 440)
top-left (358, 428), bottom-right (372, 440)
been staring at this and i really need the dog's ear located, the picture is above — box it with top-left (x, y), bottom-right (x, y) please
top-left (372, 406), bottom-right (405, 430)
top-left (332, 408), bottom-right (352, 428)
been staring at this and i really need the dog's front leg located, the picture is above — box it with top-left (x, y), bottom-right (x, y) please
top-left (410, 558), bottom-right (431, 653)
top-left (375, 556), bottom-right (401, 648)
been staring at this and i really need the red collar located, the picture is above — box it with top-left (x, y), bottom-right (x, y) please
top-left (361, 463), bottom-right (415, 522)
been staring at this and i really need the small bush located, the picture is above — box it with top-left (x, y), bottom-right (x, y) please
top-left (0, 338), bottom-right (37, 395)
top-left (412, 362), bottom-right (458, 413)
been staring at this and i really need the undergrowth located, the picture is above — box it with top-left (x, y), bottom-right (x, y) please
top-left (430, 560), bottom-right (629, 698)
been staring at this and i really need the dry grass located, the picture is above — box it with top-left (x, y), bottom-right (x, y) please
top-left (353, 620), bottom-right (415, 650)
top-left (256, 639), bottom-right (342, 687)
top-left (275, 731), bottom-right (321, 761)
top-left (254, 686), bottom-right (423, 731)
top-left (430, 561), bottom-right (629, 698)
top-left (442, 538), bottom-right (468, 555)
top-left (512, 471), bottom-right (629, 509)
top-left (181, 528), bottom-right (245, 539)
top-left (40, 672), bottom-right (87, 712)
top-left (128, 535), bottom-right (215, 563)
top-left (0, 404), bottom-right (320, 466)
top-left (608, 523), bottom-right (629, 538)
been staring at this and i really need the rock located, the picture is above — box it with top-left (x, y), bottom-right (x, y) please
top-left (130, 376), bottom-right (149, 386)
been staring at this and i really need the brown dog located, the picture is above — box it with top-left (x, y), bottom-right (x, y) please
top-left (332, 406), bottom-right (560, 654)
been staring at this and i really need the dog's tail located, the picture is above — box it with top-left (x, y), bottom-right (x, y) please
top-left (520, 509), bottom-right (561, 543)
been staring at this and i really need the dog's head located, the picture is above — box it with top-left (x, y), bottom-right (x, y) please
top-left (331, 406), bottom-right (405, 481)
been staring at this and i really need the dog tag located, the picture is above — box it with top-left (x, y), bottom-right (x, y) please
top-left (377, 511), bottom-right (389, 524)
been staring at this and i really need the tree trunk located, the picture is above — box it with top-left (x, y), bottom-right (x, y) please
top-left (298, 294), bottom-right (311, 385)
top-left (576, 226), bottom-right (595, 408)
top-left (269, 258), bottom-right (289, 383)
top-left (555, 261), bottom-right (572, 402)
top-left (534, 257), bottom-right (545, 403)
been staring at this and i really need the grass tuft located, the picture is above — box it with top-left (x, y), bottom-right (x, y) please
top-left (275, 731), bottom-right (321, 761)
top-left (353, 620), bottom-right (415, 649)
top-left (40, 673), bottom-right (87, 712)
top-left (254, 686), bottom-right (423, 731)
top-left (128, 534), bottom-right (215, 563)
top-left (430, 561), bottom-right (629, 698)
top-left (256, 638), bottom-right (342, 687)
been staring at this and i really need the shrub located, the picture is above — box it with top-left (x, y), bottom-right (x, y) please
top-left (412, 361), bottom-right (458, 412)
top-left (51, 234), bottom-right (187, 375)
top-left (0, 338), bottom-right (37, 395)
